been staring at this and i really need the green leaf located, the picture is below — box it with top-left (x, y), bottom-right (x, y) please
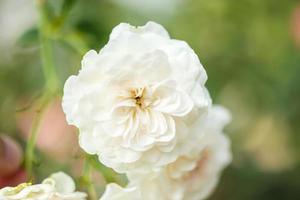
top-left (60, 0), bottom-right (78, 18)
top-left (17, 28), bottom-right (39, 47)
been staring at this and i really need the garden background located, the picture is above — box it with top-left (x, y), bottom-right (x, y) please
top-left (1, 0), bottom-right (300, 199)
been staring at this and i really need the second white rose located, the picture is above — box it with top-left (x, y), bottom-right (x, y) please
top-left (99, 106), bottom-right (232, 200)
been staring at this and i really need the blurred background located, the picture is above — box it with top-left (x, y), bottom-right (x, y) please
top-left (1, 0), bottom-right (300, 199)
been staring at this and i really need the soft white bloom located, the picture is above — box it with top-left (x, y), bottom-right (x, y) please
top-left (100, 183), bottom-right (141, 200)
top-left (127, 106), bottom-right (232, 200)
top-left (0, 172), bottom-right (87, 200)
top-left (62, 21), bottom-right (211, 173)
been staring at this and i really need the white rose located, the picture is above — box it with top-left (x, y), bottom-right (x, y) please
top-left (62, 21), bottom-right (211, 173)
top-left (100, 183), bottom-right (141, 200)
top-left (127, 106), bottom-right (232, 200)
top-left (0, 172), bottom-right (87, 200)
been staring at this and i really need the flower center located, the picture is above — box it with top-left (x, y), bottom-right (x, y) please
top-left (131, 87), bottom-right (148, 108)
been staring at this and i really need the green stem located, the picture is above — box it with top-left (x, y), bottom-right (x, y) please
top-left (37, 0), bottom-right (58, 91)
top-left (83, 158), bottom-right (97, 200)
top-left (25, 0), bottom-right (59, 180)
top-left (25, 93), bottom-right (51, 180)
